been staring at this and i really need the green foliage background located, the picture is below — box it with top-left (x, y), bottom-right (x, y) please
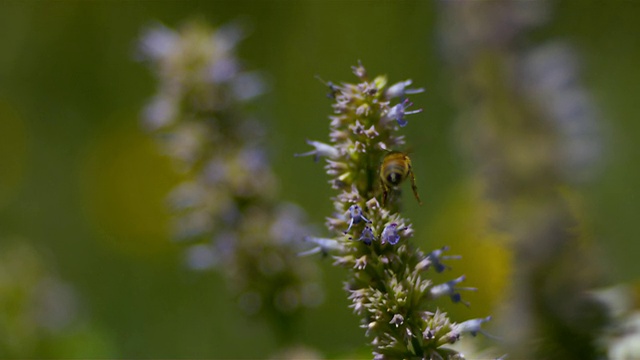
top-left (0, 1), bottom-right (638, 357)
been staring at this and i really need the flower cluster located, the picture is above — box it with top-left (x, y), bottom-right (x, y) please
top-left (299, 63), bottom-right (489, 359)
top-left (139, 21), bottom-right (321, 337)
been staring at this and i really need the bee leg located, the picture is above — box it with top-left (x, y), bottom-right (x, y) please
top-left (409, 169), bottom-right (422, 205)
top-left (381, 187), bottom-right (388, 207)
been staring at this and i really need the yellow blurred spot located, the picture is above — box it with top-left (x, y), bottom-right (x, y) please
top-left (423, 180), bottom-right (512, 319)
top-left (79, 116), bottom-right (179, 258)
top-left (0, 99), bottom-right (28, 209)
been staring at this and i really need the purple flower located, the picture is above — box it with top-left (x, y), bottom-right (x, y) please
top-left (430, 275), bottom-right (477, 306)
top-left (344, 205), bottom-right (371, 233)
top-left (455, 316), bottom-right (493, 337)
top-left (138, 24), bottom-right (179, 60)
top-left (386, 80), bottom-right (425, 99)
top-left (299, 237), bottom-right (344, 256)
top-left (387, 99), bottom-right (423, 127)
top-left (381, 223), bottom-right (408, 245)
top-left (358, 226), bottom-right (376, 245)
top-left (295, 139), bottom-right (340, 162)
top-left (389, 314), bottom-right (405, 327)
top-left (454, 316), bottom-right (500, 341)
top-left (425, 246), bottom-right (462, 273)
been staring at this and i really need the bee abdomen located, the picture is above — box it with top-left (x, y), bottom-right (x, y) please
top-left (385, 164), bottom-right (406, 185)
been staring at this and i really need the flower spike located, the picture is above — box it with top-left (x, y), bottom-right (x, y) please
top-left (298, 63), bottom-right (482, 358)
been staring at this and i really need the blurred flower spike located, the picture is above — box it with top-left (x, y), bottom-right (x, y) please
top-left (438, 1), bottom-right (611, 357)
top-left (299, 63), bottom-right (489, 358)
top-left (139, 20), bottom-right (321, 339)
top-left (0, 241), bottom-right (112, 358)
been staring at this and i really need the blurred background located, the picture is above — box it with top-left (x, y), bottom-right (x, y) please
top-left (0, 1), bottom-right (639, 358)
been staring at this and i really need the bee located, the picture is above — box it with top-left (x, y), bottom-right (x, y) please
top-left (380, 151), bottom-right (422, 206)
